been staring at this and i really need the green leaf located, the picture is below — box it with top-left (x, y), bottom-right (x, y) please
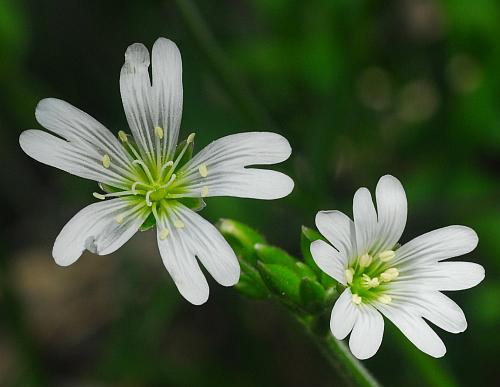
top-left (257, 262), bottom-right (301, 304)
top-left (300, 225), bottom-right (324, 275)
top-left (299, 277), bottom-right (326, 313)
top-left (254, 243), bottom-right (297, 268)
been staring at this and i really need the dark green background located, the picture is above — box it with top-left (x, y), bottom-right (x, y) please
top-left (0, 0), bottom-right (498, 386)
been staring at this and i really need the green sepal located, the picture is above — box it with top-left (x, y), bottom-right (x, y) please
top-left (300, 225), bottom-right (324, 276)
top-left (237, 258), bottom-right (269, 296)
top-left (235, 275), bottom-right (270, 299)
top-left (98, 183), bottom-right (122, 194)
top-left (299, 277), bottom-right (326, 313)
top-left (295, 261), bottom-right (317, 280)
top-left (254, 244), bottom-right (297, 268)
top-left (320, 272), bottom-right (339, 288)
top-left (218, 219), bottom-right (266, 265)
top-left (140, 212), bottom-right (156, 231)
top-left (257, 261), bottom-right (301, 304)
top-left (177, 197), bottom-right (206, 212)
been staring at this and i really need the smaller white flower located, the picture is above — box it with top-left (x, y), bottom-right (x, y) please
top-left (19, 37), bottom-right (294, 305)
top-left (310, 175), bottom-right (484, 359)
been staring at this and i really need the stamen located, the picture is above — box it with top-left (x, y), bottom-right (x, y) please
top-left (102, 154), bottom-right (111, 168)
top-left (198, 163), bottom-right (208, 177)
top-left (159, 228), bottom-right (170, 240)
top-left (200, 186), bottom-right (209, 198)
top-left (378, 294), bottom-right (392, 304)
top-left (378, 250), bottom-right (395, 262)
top-left (145, 190), bottom-right (154, 207)
top-left (159, 161), bottom-right (174, 177)
top-left (352, 294), bottom-right (362, 305)
top-left (93, 192), bottom-right (106, 200)
top-left (164, 134), bottom-right (195, 181)
top-left (361, 274), bottom-right (380, 289)
top-left (380, 267), bottom-right (399, 282)
top-left (345, 268), bottom-right (354, 284)
top-left (154, 126), bottom-right (164, 140)
top-left (132, 159), bottom-right (155, 183)
top-left (115, 214), bottom-right (125, 224)
top-left (174, 219), bottom-right (185, 229)
top-left (118, 131), bottom-right (128, 142)
top-left (359, 253), bottom-right (372, 267)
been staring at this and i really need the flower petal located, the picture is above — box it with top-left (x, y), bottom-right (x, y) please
top-left (353, 187), bottom-right (377, 255)
top-left (179, 132), bottom-right (293, 199)
top-left (315, 210), bottom-right (356, 261)
top-left (373, 175), bottom-right (407, 253)
top-left (151, 38), bottom-right (183, 158)
top-left (53, 198), bottom-right (147, 266)
top-left (415, 262), bottom-right (485, 291)
top-left (310, 240), bottom-right (347, 284)
top-left (20, 130), bottom-right (133, 189)
top-left (35, 98), bottom-right (132, 170)
top-left (120, 42), bottom-right (156, 162)
top-left (157, 203), bottom-right (239, 305)
top-left (330, 288), bottom-right (358, 340)
top-left (377, 304), bottom-right (446, 357)
top-left (416, 292), bottom-right (467, 333)
top-left (348, 304), bottom-right (384, 360)
top-left (395, 226), bottom-right (478, 268)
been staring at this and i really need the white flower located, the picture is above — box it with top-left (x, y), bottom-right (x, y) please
top-left (19, 37), bottom-right (294, 305)
top-left (310, 175), bottom-right (484, 359)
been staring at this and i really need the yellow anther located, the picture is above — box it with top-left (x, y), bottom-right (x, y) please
top-left (352, 294), bottom-right (363, 305)
top-left (118, 131), bottom-right (128, 142)
top-left (93, 192), bottom-right (106, 200)
top-left (378, 250), bottom-right (396, 262)
top-left (174, 219), bottom-right (185, 229)
top-left (380, 267), bottom-right (399, 282)
top-left (198, 163), bottom-right (208, 177)
top-left (115, 214), bottom-right (124, 224)
top-left (362, 274), bottom-right (380, 289)
top-left (378, 294), bottom-right (392, 304)
top-left (345, 268), bottom-right (354, 284)
top-left (154, 126), bottom-right (164, 139)
top-left (159, 228), bottom-right (170, 240)
top-left (201, 186), bottom-right (209, 197)
top-left (359, 253), bottom-right (373, 267)
top-left (187, 133), bottom-right (196, 144)
top-left (102, 154), bottom-right (111, 168)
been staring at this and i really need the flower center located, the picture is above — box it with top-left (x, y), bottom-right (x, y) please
top-left (345, 249), bottom-right (399, 305)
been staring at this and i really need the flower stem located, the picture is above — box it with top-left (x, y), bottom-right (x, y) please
top-left (298, 317), bottom-right (380, 387)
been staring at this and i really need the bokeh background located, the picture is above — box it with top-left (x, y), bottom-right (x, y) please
top-left (0, 0), bottom-right (499, 386)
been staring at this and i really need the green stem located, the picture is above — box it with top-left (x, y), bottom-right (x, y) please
top-left (298, 318), bottom-right (380, 387)
top-left (173, 0), bottom-right (275, 129)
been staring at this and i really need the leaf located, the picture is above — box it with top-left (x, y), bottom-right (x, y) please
top-left (295, 262), bottom-right (317, 280)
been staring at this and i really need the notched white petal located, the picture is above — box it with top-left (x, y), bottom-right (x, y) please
top-left (348, 305), bottom-right (384, 360)
top-left (353, 187), bottom-right (377, 255)
top-left (315, 210), bottom-right (356, 261)
top-left (330, 289), bottom-right (357, 340)
top-left (310, 239), bottom-right (347, 284)
top-left (52, 199), bottom-right (147, 267)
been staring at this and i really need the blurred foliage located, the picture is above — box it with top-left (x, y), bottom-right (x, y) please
top-left (0, 0), bottom-right (498, 386)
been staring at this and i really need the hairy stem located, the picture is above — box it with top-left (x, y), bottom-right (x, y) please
top-left (298, 317), bottom-right (380, 387)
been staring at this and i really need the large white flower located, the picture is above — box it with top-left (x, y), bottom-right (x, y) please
top-left (311, 175), bottom-right (484, 359)
top-left (19, 37), bottom-right (294, 305)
